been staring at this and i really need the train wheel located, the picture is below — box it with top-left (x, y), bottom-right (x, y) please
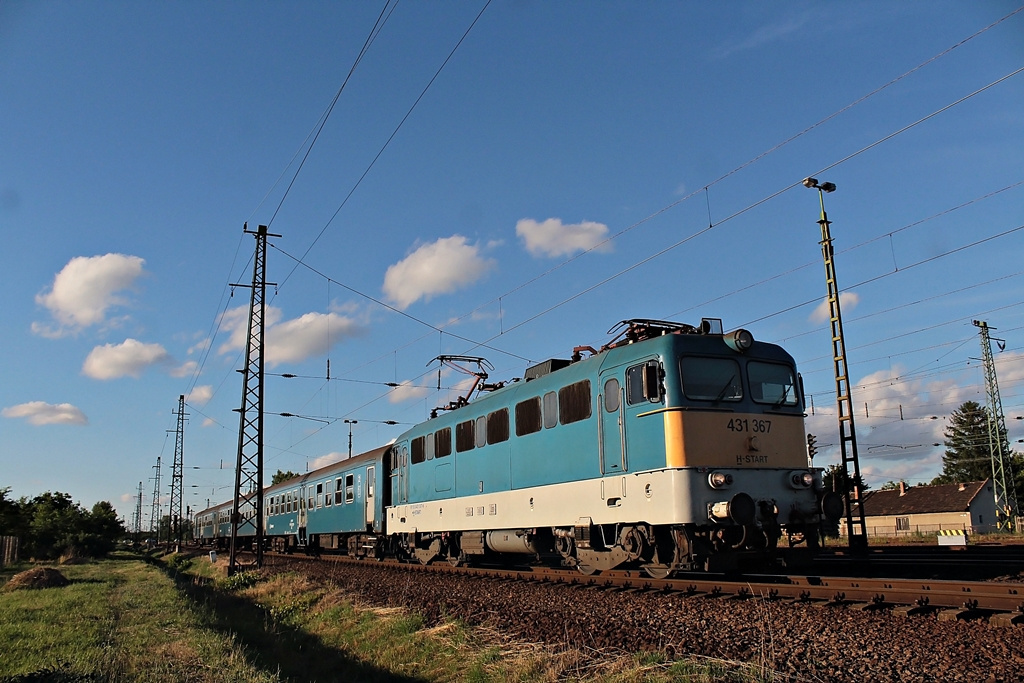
top-left (641, 527), bottom-right (689, 579)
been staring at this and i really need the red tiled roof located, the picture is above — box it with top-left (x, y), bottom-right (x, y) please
top-left (856, 480), bottom-right (989, 516)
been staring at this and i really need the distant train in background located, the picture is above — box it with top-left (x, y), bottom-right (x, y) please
top-left (195, 318), bottom-right (842, 575)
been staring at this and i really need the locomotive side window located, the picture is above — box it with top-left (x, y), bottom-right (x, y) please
top-left (748, 361), bottom-right (799, 406)
top-left (475, 416), bottom-right (487, 448)
top-left (603, 378), bottom-right (620, 412)
top-left (435, 427), bottom-right (452, 458)
top-left (559, 380), bottom-right (592, 424)
top-left (627, 361), bottom-right (662, 404)
top-left (680, 357), bottom-right (742, 402)
top-left (487, 408), bottom-right (509, 444)
top-left (456, 420), bottom-right (475, 452)
top-left (335, 478), bottom-right (343, 505)
top-left (411, 436), bottom-right (426, 464)
top-left (543, 391), bottom-right (558, 428)
top-left (515, 397), bottom-right (542, 436)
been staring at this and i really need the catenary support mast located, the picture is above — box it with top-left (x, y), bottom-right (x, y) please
top-left (973, 320), bottom-right (1018, 532)
top-left (228, 224), bottom-right (279, 575)
top-left (149, 456), bottom-right (161, 541)
top-left (170, 394), bottom-right (187, 545)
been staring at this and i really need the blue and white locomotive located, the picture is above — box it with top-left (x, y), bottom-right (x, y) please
top-left (196, 319), bottom-right (841, 575)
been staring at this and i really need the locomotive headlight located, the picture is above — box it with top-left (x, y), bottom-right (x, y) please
top-left (789, 471), bottom-right (815, 489)
top-left (708, 471), bottom-right (734, 489)
top-left (725, 329), bottom-right (754, 353)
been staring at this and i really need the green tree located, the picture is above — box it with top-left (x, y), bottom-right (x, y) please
top-left (821, 463), bottom-right (869, 496)
top-left (272, 470), bottom-right (300, 485)
top-left (931, 401), bottom-right (997, 485)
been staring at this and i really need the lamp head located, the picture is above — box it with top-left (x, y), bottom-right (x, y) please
top-left (802, 177), bottom-right (818, 189)
top-left (820, 181), bottom-right (836, 193)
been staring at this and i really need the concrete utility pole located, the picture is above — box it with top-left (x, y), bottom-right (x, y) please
top-left (228, 224), bottom-right (279, 575)
top-left (973, 320), bottom-right (1018, 532)
top-left (804, 177), bottom-right (868, 552)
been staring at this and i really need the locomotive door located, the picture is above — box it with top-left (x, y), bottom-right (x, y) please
top-left (599, 371), bottom-right (627, 474)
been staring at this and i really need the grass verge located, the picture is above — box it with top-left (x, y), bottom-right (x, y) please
top-left (1, 552), bottom-right (773, 682)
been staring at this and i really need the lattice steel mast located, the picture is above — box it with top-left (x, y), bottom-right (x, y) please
top-left (973, 320), bottom-right (1018, 531)
top-left (133, 481), bottom-right (144, 543)
top-left (228, 224), bottom-right (278, 575)
top-left (148, 456), bottom-right (161, 540)
top-left (170, 394), bottom-right (187, 546)
top-left (804, 178), bottom-right (868, 551)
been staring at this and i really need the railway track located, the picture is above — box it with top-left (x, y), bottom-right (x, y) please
top-left (258, 550), bottom-right (1024, 626)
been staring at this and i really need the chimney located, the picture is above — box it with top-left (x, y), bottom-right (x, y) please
top-left (899, 481), bottom-right (906, 496)
top-left (958, 483), bottom-right (965, 492)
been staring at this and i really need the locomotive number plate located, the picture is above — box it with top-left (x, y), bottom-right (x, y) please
top-left (725, 418), bottom-right (771, 433)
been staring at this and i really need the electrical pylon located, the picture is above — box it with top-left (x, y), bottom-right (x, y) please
top-left (973, 320), bottom-right (1018, 532)
top-left (228, 224), bottom-right (279, 575)
top-left (170, 395), bottom-right (187, 546)
top-left (149, 456), bottom-right (162, 541)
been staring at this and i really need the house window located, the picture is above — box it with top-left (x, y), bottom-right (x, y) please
top-left (896, 516), bottom-right (910, 531)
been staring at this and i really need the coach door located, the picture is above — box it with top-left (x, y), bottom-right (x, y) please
top-left (599, 370), bottom-right (627, 474)
top-left (365, 466), bottom-right (376, 526)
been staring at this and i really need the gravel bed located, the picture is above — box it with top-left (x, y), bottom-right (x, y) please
top-left (264, 557), bottom-right (1024, 682)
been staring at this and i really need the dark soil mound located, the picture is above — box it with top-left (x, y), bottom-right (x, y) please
top-left (4, 567), bottom-right (71, 591)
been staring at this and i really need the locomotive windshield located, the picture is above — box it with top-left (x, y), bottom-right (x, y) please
top-left (679, 357), bottom-right (742, 401)
top-left (748, 361), bottom-right (799, 406)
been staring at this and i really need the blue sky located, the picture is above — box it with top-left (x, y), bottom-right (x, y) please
top-left (2, 2), bottom-right (1023, 525)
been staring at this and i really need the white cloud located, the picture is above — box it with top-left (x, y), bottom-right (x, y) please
top-left (382, 235), bottom-right (495, 309)
top-left (201, 417), bottom-right (217, 428)
top-left (120, 493), bottom-right (134, 503)
top-left (809, 292), bottom-right (860, 324)
top-left (82, 339), bottom-right (170, 380)
top-left (310, 452), bottom-right (344, 470)
top-left (388, 379), bottom-right (431, 404)
top-left (33, 253), bottom-right (146, 337)
top-left (187, 385), bottom-right (213, 406)
top-left (516, 218), bottom-right (612, 258)
top-left (170, 360), bottom-right (198, 378)
top-left (217, 307), bottom-right (362, 368)
top-left (2, 401), bottom-right (88, 426)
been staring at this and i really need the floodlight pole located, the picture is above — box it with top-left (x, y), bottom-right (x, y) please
top-left (804, 178), bottom-right (869, 553)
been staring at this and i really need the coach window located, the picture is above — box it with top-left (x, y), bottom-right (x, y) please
top-left (680, 357), bottom-right (742, 402)
top-left (324, 481), bottom-right (332, 507)
top-left (335, 478), bottom-right (344, 505)
top-left (515, 397), bottom-right (542, 436)
top-left (316, 483), bottom-right (324, 509)
top-left (559, 380), bottom-right (592, 425)
top-left (345, 474), bottom-right (355, 503)
top-left (435, 427), bottom-right (452, 458)
top-left (487, 408), bottom-right (509, 444)
top-left (543, 391), bottom-right (558, 429)
top-left (456, 420), bottom-right (475, 452)
top-left (748, 361), bottom-right (798, 406)
top-left (475, 416), bottom-right (487, 448)
top-left (308, 488), bottom-right (315, 510)
top-left (603, 378), bottom-right (620, 412)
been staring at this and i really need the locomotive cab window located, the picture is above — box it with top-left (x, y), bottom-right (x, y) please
top-left (748, 361), bottom-right (799, 406)
top-left (680, 357), bottom-right (742, 402)
top-left (627, 361), bottom-right (662, 404)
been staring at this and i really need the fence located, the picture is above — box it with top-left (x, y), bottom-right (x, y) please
top-left (1, 536), bottom-right (18, 566)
